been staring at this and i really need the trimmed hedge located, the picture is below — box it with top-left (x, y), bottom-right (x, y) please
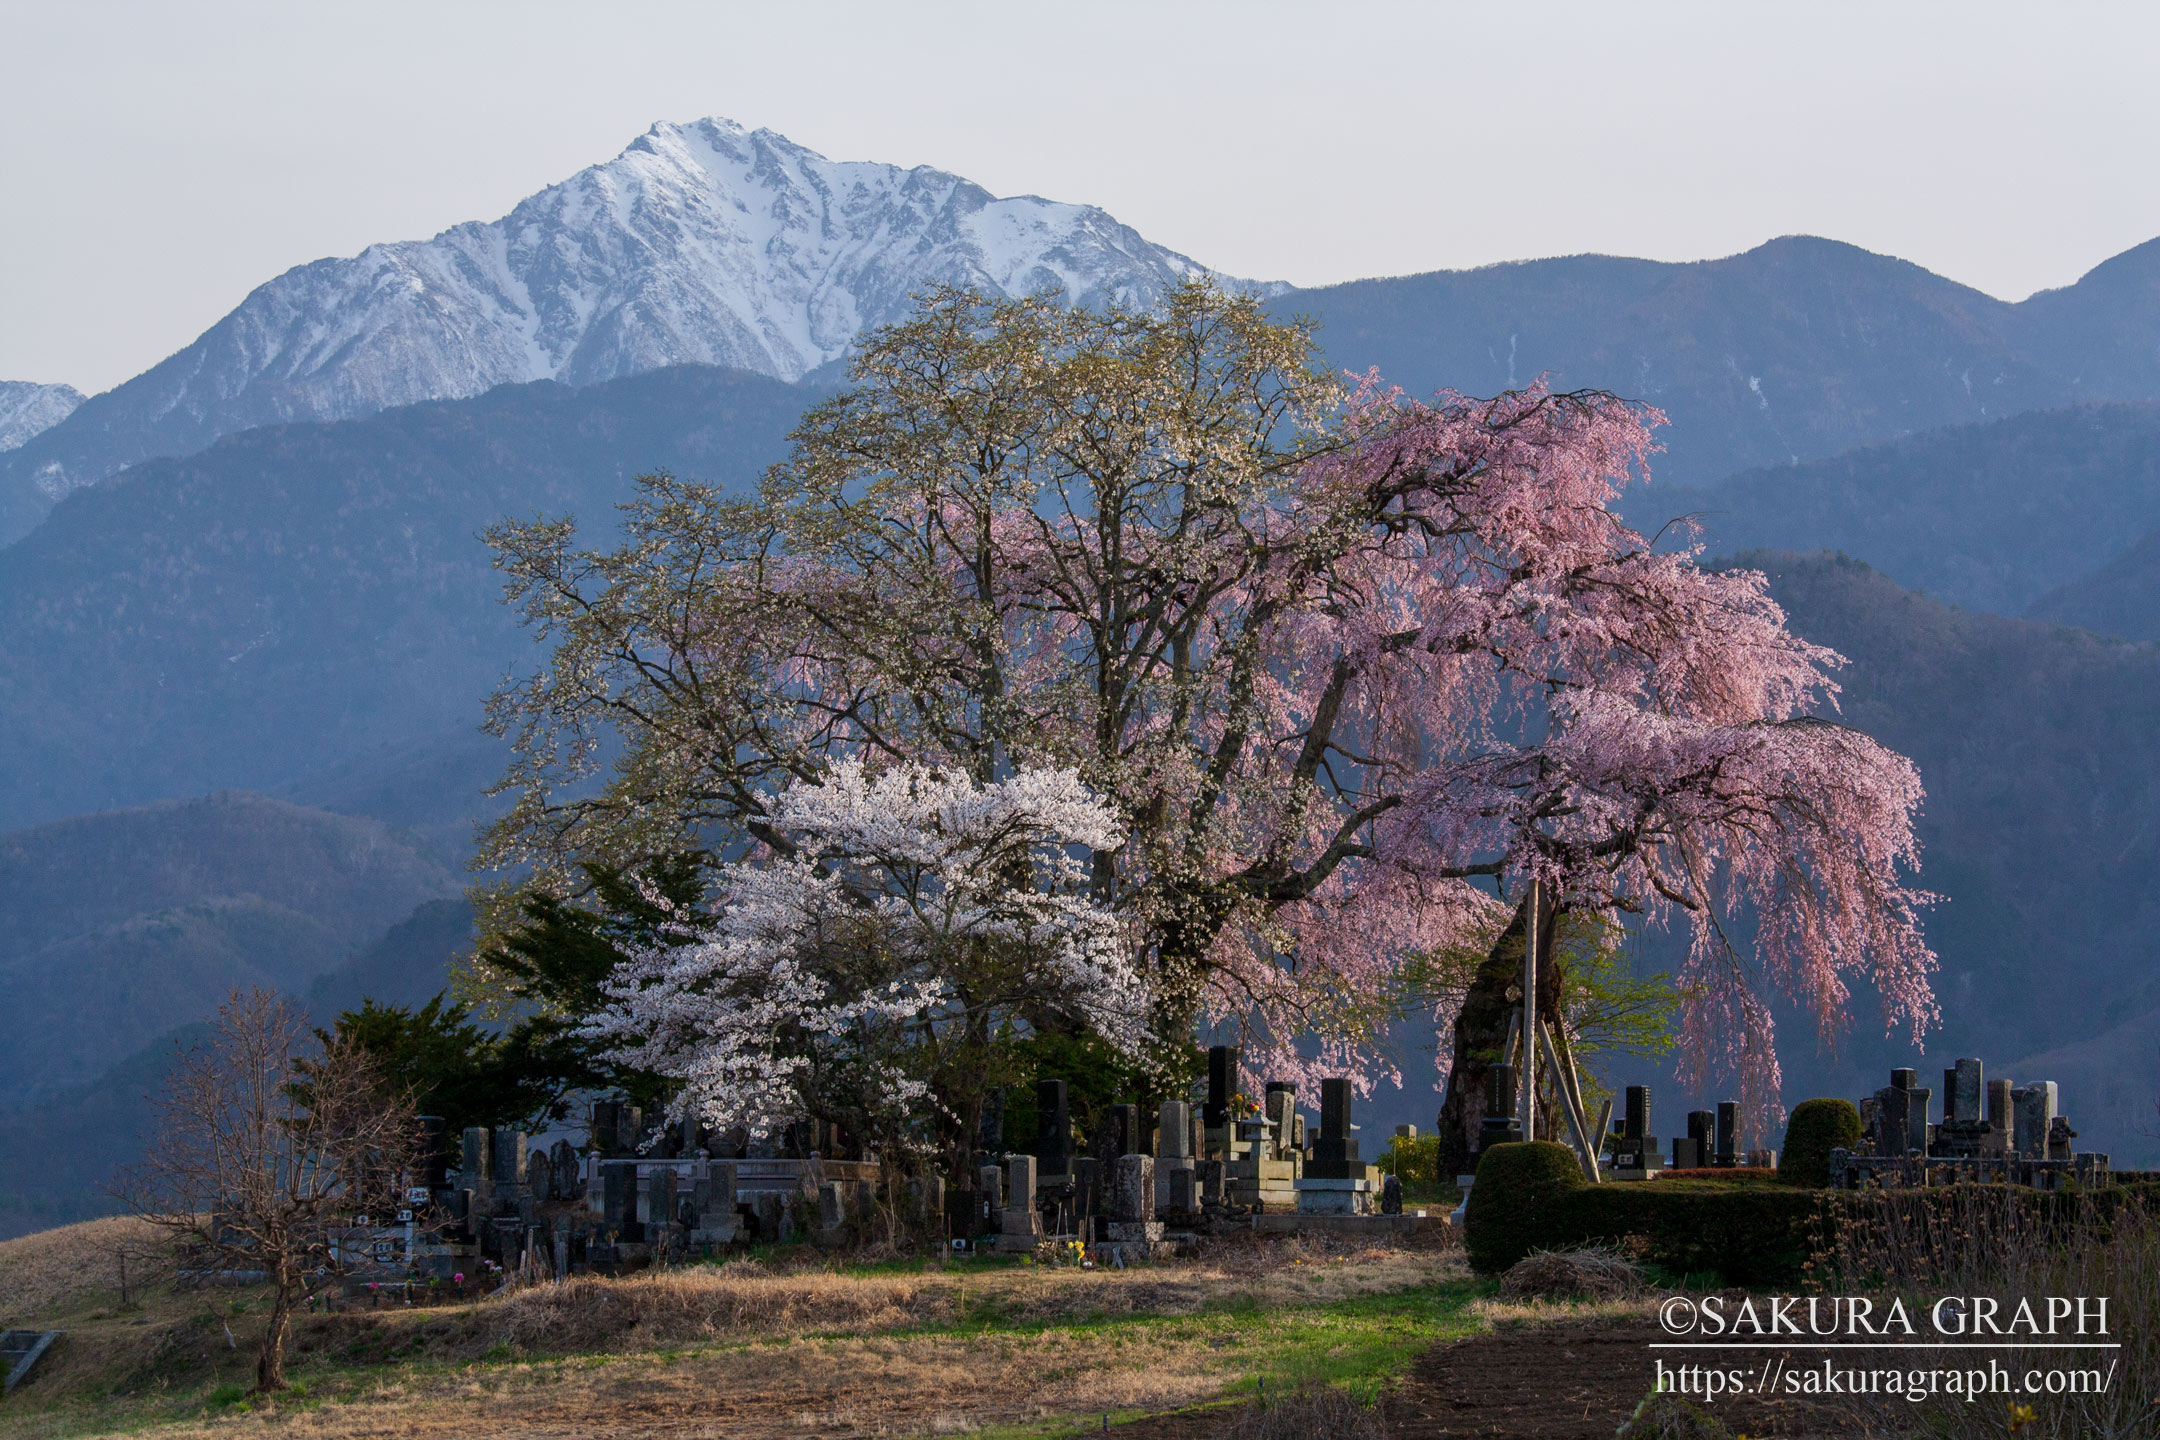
top-left (1552, 1184), bottom-right (1827, 1285)
top-left (1467, 1178), bottom-right (2160, 1287)
top-left (1778, 1098), bottom-right (1862, 1188)
top-left (1463, 1141), bottom-right (1587, 1273)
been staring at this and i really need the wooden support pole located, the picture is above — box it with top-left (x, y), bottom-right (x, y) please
top-left (1538, 1019), bottom-right (1602, 1182)
top-left (1519, 877), bottom-right (1538, 1141)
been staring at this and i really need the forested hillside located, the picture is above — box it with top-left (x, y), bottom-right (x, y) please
top-left (1645, 405), bottom-right (2160, 616)
top-left (1691, 552), bottom-right (2160, 1160)
top-left (0, 365), bottom-right (808, 829)
top-left (0, 791), bottom-right (455, 1105)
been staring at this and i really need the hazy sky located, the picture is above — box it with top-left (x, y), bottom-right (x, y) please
top-left (6, 1), bottom-right (2157, 393)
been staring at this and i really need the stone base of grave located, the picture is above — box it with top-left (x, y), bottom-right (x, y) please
top-left (995, 1207), bottom-right (1045, 1253)
top-left (1154, 1158), bottom-right (1195, 1213)
top-left (688, 1219), bottom-right (741, 1248)
top-left (1099, 1220), bottom-right (1171, 1265)
top-left (1294, 1177), bottom-right (1376, 1215)
top-left (1252, 1212), bottom-right (1449, 1237)
top-left (1225, 1156), bottom-right (1297, 1211)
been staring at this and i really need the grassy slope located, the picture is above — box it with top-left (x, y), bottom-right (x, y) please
top-left (0, 1222), bottom-right (1484, 1440)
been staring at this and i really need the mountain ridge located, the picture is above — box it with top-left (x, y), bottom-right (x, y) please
top-left (0, 116), bottom-right (1234, 540)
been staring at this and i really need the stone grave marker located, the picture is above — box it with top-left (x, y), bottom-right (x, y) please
top-left (2013, 1082), bottom-right (2057, 1160)
top-left (528, 1149), bottom-right (553, 1202)
top-left (1986, 1079), bottom-right (2016, 1156)
top-left (1036, 1079), bottom-right (1072, 1177)
top-left (1714, 1102), bottom-right (1739, 1165)
top-left (492, 1129), bottom-right (528, 1193)
top-left (551, 1139), bottom-right (579, 1202)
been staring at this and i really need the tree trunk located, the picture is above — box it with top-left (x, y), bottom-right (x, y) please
top-left (255, 1256), bottom-right (294, 1393)
top-left (1434, 888), bottom-right (1564, 1180)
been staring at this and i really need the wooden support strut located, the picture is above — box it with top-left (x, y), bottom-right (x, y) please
top-left (1537, 1019), bottom-right (1603, 1183)
top-left (1519, 877), bottom-right (1538, 1141)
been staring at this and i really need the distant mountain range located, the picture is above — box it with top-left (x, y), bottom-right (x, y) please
top-left (1279, 235), bottom-right (2160, 489)
top-left (0, 381), bottom-right (82, 452)
top-left (0, 117), bottom-right (1227, 541)
top-left (0, 791), bottom-right (455, 1107)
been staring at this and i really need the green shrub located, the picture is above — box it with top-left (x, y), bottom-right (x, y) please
top-left (1778, 1098), bottom-right (1862, 1188)
top-left (1464, 1141), bottom-right (1588, 1273)
top-left (1377, 1133), bottom-right (1443, 1194)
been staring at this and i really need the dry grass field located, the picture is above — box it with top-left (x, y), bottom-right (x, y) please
top-left (0, 1223), bottom-right (1482, 1440)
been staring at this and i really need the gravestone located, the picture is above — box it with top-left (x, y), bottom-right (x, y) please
top-left (1264, 1083), bottom-right (1297, 1158)
top-left (416, 1116), bottom-right (450, 1188)
top-left (1206, 1045), bottom-right (1239, 1132)
top-left (909, 1174), bottom-right (946, 1232)
top-left (1686, 1110), bottom-right (1715, 1166)
top-left (1878, 1069), bottom-right (1932, 1158)
top-left (1612, 1086), bottom-right (1654, 1170)
top-left (1158, 1101), bottom-right (1193, 1159)
top-left (1074, 1155), bottom-right (1101, 1223)
top-left (1197, 1158), bottom-right (1226, 1205)
top-left (1950, 1059), bottom-right (1984, 1125)
top-left (1001, 1152), bottom-right (1044, 1248)
top-left (461, 1126), bottom-right (493, 1194)
top-left (1168, 1165), bottom-right (1199, 1214)
top-left (979, 1163), bottom-right (1004, 1212)
top-left (528, 1149), bottom-right (553, 1202)
top-left (2047, 1115), bottom-right (2077, 1161)
top-left (1110, 1103), bottom-right (1142, 1157)
top-left (819, 1180), bottom-right (847, 1232)
top-left (710, 1160), bottom-right (738, 1222)
top-left (600, 1160), bottom-right (636, 1238)
top-left (1986, 1080), bottom-right (2016, 1156)
top-left (1395, 1123), bottom-right (1418, 1142)
top-left (589, 1100), bottom-right (623, 1155)
top-left (551, 1139), bottom-right (580, 1203)
top-left (650, 1167), bottom-right (678, 1232)
top-left (1156, 1099), bottom-right (1195, 1214)
top-left (1036, 1080), bottom-right (1073, 1177)
top-left (1671, 1136), bottom-right (1700, 1170)
top-left (1481, 1063), bottom-right (1524, 1153)
top-left (2013, 1082), bottom-right (2057, 1160)
top-left (492, 1130), bottom-right (528, 1192)
top-left (1308, 1077), bottom-right (1364, 1179)
top-left (1714, 1103), bottom-right (1738, 1166)
top-left (753, 1191), bottom-right (785, 1241)
top-left (1111, 1154), bottom-right (1155, 1222)
top-left (1380, 1174), bottom-right (1404, 1215)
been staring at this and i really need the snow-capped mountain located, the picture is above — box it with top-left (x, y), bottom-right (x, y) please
top-left (0, 382), bottom-right (84, 453)
top-left (0, 118), bottom-right (1246, 541)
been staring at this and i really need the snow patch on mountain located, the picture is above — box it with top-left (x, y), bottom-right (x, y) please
top-left (4, 118), bottom-right (1261, 524)
top-left (0, 382), bottom-right (85, 452)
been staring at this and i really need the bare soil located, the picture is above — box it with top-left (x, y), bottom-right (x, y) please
top-left (1111, 1321), bottom-right (1859, 1440)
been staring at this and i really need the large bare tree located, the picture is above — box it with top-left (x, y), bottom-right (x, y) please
top-left (121, 989), bottom-right (415, 1393)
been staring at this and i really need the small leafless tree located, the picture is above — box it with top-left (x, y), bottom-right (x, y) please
top-left (118, 988), bottom-right (416, 1393)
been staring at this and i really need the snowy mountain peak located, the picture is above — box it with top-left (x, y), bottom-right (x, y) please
top-left (0, 117), bottom-right (1250, 534)
top-left (0, 382), bottom-right (85, 453)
